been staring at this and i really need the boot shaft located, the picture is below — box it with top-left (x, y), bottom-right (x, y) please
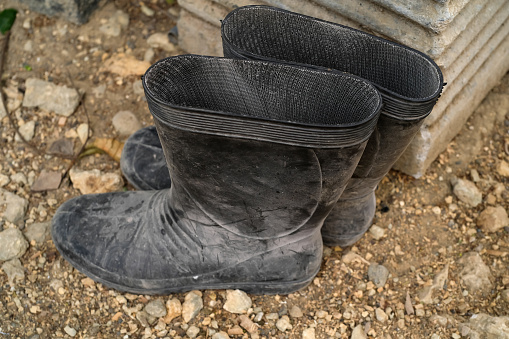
top-left (143, 55), bottom-right (382, 238)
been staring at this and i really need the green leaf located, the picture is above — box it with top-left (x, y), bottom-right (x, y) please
top-left (165, 0), bottom-right (176, 5)
top-left (0, 9), bottom-right (17, 35)
top-left (23, 64), bottom-right (32, 71)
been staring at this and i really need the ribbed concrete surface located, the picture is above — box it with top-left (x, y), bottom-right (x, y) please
top-left (176, 0), bottom-right (509, 177)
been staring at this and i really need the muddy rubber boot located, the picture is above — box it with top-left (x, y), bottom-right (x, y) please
top-left (52, 55), bottom-right (381, 295)
top-left (221, 6), bottom-right (444, 247)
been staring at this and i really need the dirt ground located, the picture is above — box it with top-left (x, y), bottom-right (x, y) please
top-left (0, 1), bottom-right (508, 338)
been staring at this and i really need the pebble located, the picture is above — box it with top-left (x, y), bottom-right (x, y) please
top-left (136, 310), bottom-right (155, 327)
top-left (302, 327), bottom-right (315, 339)
top-left (77, 123), bottom-right (89, 145)
top-left (501, 290), bottom-right (509, 302)
top-left (186, 325), bottom-right (200, 338)
top-left (458, 313), bottom-right (509, 338)
top-left (432, 206), bottom-right (441, 215)
top-left (458, 252), bottom-right (493, 293)
top-left (69, 168), bottom-right (124, 194)
top-left (24, 221), bottom-right (51, 244)
top-left (289, 305), bottom-right (303, 318)
top-left (145, 299), bottom-right (167, 318)
top-left (0, 174), bottom-right (10, 187)
top-left (239, 314), bottom-right (258, 333)
top-left (418, 264), bottom-right (449, 304)
top-left (265, 312), bottom-right (279, 320)
top-left (0, 228), bottom-right (29, 261)
top-left (102, 53), bottom-right (151, 77)
top-left (430, 314), bottom-right (448, 327)
top-left (452, 179), bottom-right (482, 207)
top-left (144, 48), bottom-right (155, 63)
top-left (351, 325), bottom-right (367, 339)
top-left (228, 325), bottom-right (243, 336)
top-left (430, 334), bottom-right (440, 339)
top-left (31, 170), bottom-right (62, 192)
top-left (64, 326), bottom-right (77, 337)
top-left (164, 298), bottom-right (182, 323)
top-left (112, 110), bottom-right (142, 137)
top-left (182, 291), bottom-right (203, 323)
top-left (99, 10), bottom-right (129, 37)
top-left (132, 80), bottom-right (145, 96)
top-left (367, 263), bottom-right (389, 288)
top-left (0, 188), bottom-right (29, 223)
top-left (470, 169), bottom-right (480, 182)
top-left (22, 78), bottom-right (80, 117)
top-left (212, 331), bottom-right (230, 339)
top-left (477, 206), bottom-right (509, 233)
top-left (1, 259), bottom-right (25, 284)
top-left (147, 33), bottom-right (176, 52)
top-left (223, 289), bottom-right (252, 314)
top-left (276, 315), bottom-right (292, 332)
top-left (15, 121), bottom-right (36, 142)
top-left (369, 225), bottom-right (385, 240)
top-left (375, 308), bottom-right (388, 323)
top-left (11, 173), bottom-right (28, 186)
top-left (23, 40), bottom-right (33, 52)
top-left (496, 160), bottom-right (509, 177)
top-left (342, 251), bottom-right (370, 265)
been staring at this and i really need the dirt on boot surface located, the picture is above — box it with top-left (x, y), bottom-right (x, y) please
top-left (1, 1), bottom-right (509, 338)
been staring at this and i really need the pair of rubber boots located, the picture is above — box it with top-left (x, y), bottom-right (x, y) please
top-left (52, 6), bottom-right (443, 295)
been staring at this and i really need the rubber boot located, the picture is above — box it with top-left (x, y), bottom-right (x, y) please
top-left (220, 6), bottom-right (444, 247)
top-left (52, 55), bottom-right (381, 294)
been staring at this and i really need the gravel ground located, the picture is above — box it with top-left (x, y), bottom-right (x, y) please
top-left (0, 1), bottom-right (508, 338)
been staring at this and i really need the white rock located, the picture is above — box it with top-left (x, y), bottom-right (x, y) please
top-left (375, 308), bottom-right (388, 323)
top-left (182, 291), bottom-right (203, 323)
top-left (112, 110), bottom-right (142, 137)
top-left (10, 173), bottom-right (28, 186)
top-left (69, 169), bottom-right (123, 194)
top-left (223, 289), bottom-right (252, 314)
top-left (212, 331), bottom-right (230, 339)
top-left (15, 120), bottom-right (35, 142)
top-left (1, 259), bottom-right (25, 284)
top-left (64, 326), bottom-right (77, 337)
top-left (147, 33), bottom-right (176, 52)
top-left (501, 290), bottom-right (509, 303)
top-left (452, 179), bottom-right (482, 207)
top-left (145, 299), bottom-right (167, 318)
top-left (497, 160), bottom-right (509, 177)
top-left (369, 225), bottom-right (385, 240)
top-left (141, 4), bottom-right (155, 16)
top-left (23, 78), bottom-right (80, 116)
top-left (0, 174), bottom-right (10, 187)
top-left (302, 328), bottom-right (315, 339)
top-left (477, 206), bottom-right (509, 233)
top-left (164, 298), bottom-right (182, 323)
top-left (458, 252), bottom-right (493, 293)
top-left (289, 305), bottom-right (303, 318)
top-left (276, 315), bottom-right (292, 332)
top-left (351, 325), bottom-right (367, 339)
top-left (367, 263), bottom-right (389, 288)
top-left (0, 189), bottom-right (28, 223)
top-left (77, 123), bottom-right (89, 145)
top-left (0, 228), bottom-right (29, 261)
top-left (24, 221), bottom-right (51, 244)
top-left (458, 314), bottom-right (509, 338)
top-left (186, 325), bottom-right (200, 338)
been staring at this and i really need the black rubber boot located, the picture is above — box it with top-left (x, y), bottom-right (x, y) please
top-left (221, 6), bottom-right (444, 247)
top-left (52, 55), bottom-right (381, 295)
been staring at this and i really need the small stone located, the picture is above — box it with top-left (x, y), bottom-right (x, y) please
top-left (186, 325), bottom-right (200, 338)
top-left (164, 298), bottom-right (182, 323)
top-left (0, 188), bottom-right (28, 223)
top-left (23, 78), bottom-right (80, 117)
top-left (470, 169), bottom-right (480, 182)
top-left (415, 308), bottom-right (425, 317)
top-left (132, 80), bottom-right (144, 96)
top-left (289, 305), bottom-right (303, 318)
top-left (501, 290), bottom-right (509, 302)
top-left (452, 179), bottom-right (482, 207)
top-left (276, 315), bottom-right (292, 332)
top-left (24, 222), bottom-right (51, 244)
top-left (144, 48), bottom-right (155, 63)
top-left (141, 4), bottom-right (155, 16)
top-left (182, 291), bottom-right (203, 323)
top-left (136, 310), bottom-right (156, 327)
top-left (375, 308), bottom-right (388, 323)
top-left (405, 291), bottom-right (414, 315)
top-left (69, 168), bottom-right (123, 194)
top-left (496, 160), bottom-right (509, 177)
top-left (99, 10), bottom-right (129, 37)
top-left (31, 170), bottom-right (62, 192)
top-left (458, 252), bottom-right (493, 293)
top-left (223, 289), bottom-right (252, 314)
top-left (458, 314), bottom-right (509, 338)
top-left (112, 110), bottom-right (142, 137)
top-left (0, 174), bottom-right (10, 187)
top-left (351, 325), bottom-right (367, 339)
top-left (452, 333), bottom-right (461, 339)
top-left (145, 299), bottom-right (167, 318)
top-left (239, 314), bottom-right (258, 333)
top-left (102, 53), bottom-right (151, 77)
top-left (316, 310), bottom-right (328, 319)
top-left (15, 121), bottom-right (36, 142)
top-left (0, 228), bottom-right (29, 261)
top-left (48, 138), bottom-right (74, 156)
top-left (302, 328), bottom-right (316, 339)
top-left (1, 259), bottom-right (25, 285)
top-left (212, 331), bottom-right (230, 339)
top-left (369, 225), bottom-right (385, 240)
top-left (418, 264), bottom-right (449, 304)
top-left (228, 325), bottom-right (244, 336)
top-left (368, 263), bottom-right (389, 288)
top-left (432, 206), bottom-right (441, 215)
top-left (81, 277), bottom-right (95, 287)
top-left (24, 40), bottom-right (33, 52)
top-left (11, 173), bottom-right (28, 186)
top-left (147, 33), bottom-right (176, 52)
top-left (342, 251), bottom-right (369, 265)
top-left (477, 206), bottom-right (509, 233)
top-left (430, 314), bottom-right (448, 327)
top-left (64, 326), bottom-right (77, 337)
top-left (486, 194), bottom-right (497, 205)
top-left (266, 312), bottom-right (279, 320)
top-left (77, 124), bottom-right (89, 145)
